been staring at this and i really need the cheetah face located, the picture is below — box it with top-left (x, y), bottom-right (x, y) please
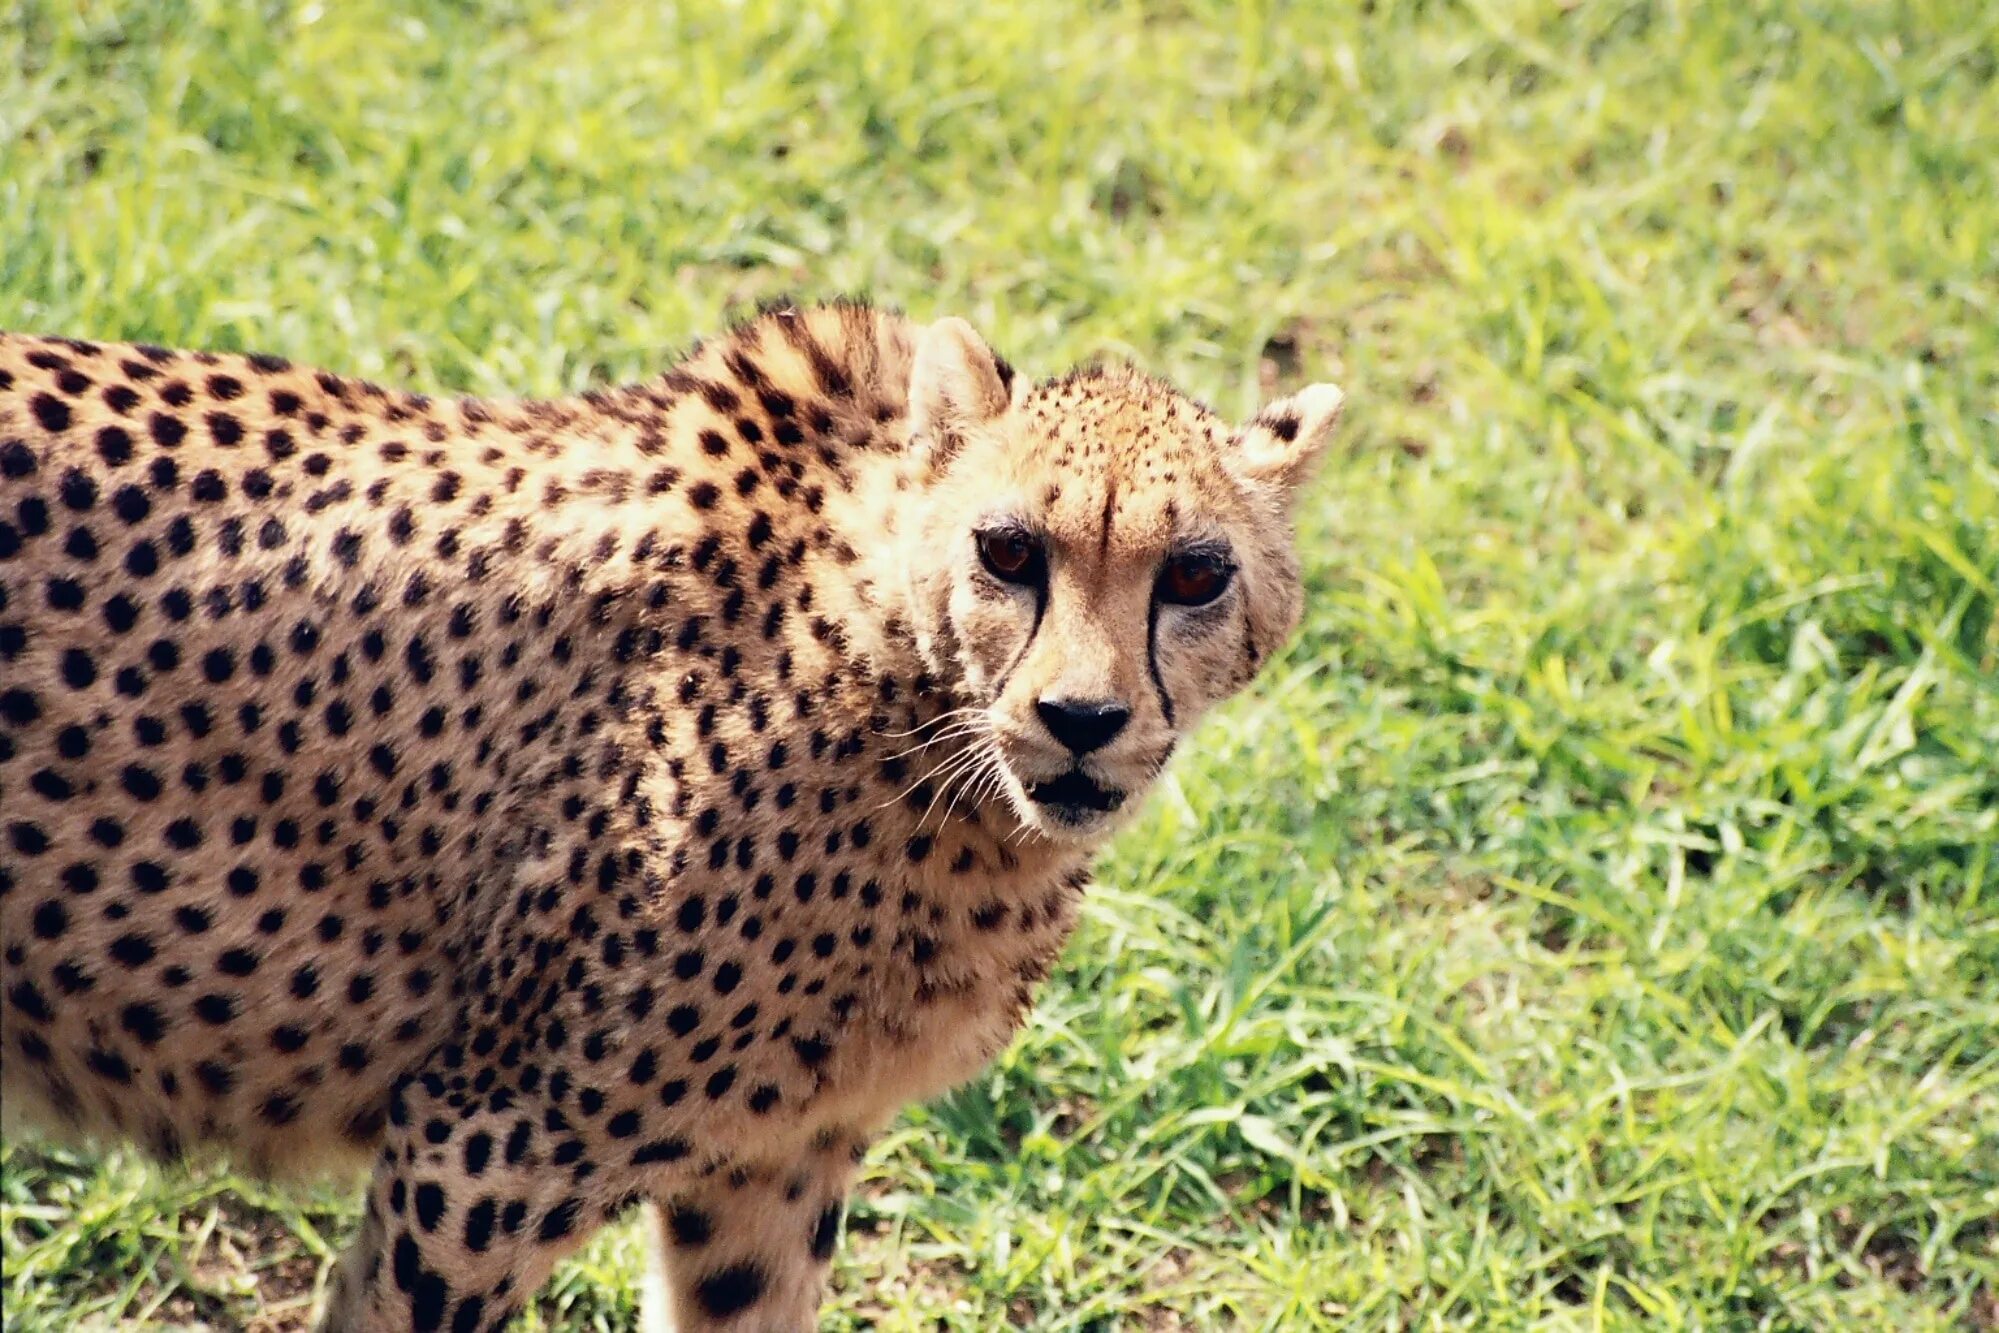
top-left (897, 319), bottom-right (1345, 843)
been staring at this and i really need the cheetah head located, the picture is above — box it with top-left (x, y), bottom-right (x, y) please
top-left (894, 317), bottom-right (1344, 843)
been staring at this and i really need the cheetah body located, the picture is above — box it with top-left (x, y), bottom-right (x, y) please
top-left (0, 302), bottom-right (1342, 1330)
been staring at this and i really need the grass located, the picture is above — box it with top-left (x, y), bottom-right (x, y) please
top-left (3, 0), bottom-right (1995, 1327)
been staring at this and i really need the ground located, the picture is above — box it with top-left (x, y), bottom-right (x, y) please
top-left (2, 0), bottom-right (1995, 1329)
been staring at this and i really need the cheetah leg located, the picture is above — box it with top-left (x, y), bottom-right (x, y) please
top-left (319, 1072), bottom-right (615, 1333)
top-left (641, 1130), bottom-right (865, 1333)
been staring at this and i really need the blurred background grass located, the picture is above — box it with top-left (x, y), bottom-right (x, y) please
top-left (2, 0), bottom-right (1995, 1328)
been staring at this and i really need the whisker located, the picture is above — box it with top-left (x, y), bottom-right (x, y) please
top-left (961, 752), bottom-right (1021, 839)
top-left (910, 764), bottom-right (985, 830)
top-left (876, 740), bottom-right (988, 814)
top-left (921, 742), bottom-right (993, 830)
top-left (873, 706), bottom-right (986, 741)
top-left (938, 747), bottom-right (1003, 829)
top-left (877, 722), bottom-right (987, 764)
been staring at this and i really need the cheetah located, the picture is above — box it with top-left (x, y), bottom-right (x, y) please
top-left (0, 301), bottom-right (1344, 1331)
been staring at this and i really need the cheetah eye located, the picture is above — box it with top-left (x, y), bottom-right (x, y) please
top-left (975, 527), bottom-right (1045, 586)
top-left (1157, 550), bottom-right (1234, 606)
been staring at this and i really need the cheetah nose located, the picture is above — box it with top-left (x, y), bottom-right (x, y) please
top-left (1035, 698), bottom-right (1130, 755)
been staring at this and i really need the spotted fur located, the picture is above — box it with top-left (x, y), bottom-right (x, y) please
top-left (0, 302), bottom-right (1343, 1330)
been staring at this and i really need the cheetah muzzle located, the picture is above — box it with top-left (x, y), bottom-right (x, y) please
top-left (0, 301), bottom-right (1345, 1331)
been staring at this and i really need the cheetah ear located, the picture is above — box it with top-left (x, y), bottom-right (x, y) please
top-left (1230, 382), bottom-right (1346, 495)
top-left (909, 317), bottom-right (1012, 457)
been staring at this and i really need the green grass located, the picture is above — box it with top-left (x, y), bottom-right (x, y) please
top-left (4, 0), bottom-right (1996, 1327)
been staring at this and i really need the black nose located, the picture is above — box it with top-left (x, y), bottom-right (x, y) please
top-left (1035, 698), bottom-right (1131, 755)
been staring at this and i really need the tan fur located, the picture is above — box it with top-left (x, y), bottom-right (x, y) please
top-left (0, 303), bottom-right (1341, 1330)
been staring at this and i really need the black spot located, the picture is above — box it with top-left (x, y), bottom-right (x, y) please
top-left (86, 1048), bottom-right (133, 1083)
top-left (31, 899), bottom-right (67, 938)
top-left (149, 412), bottom-right (185, 447)
top-left (102, 594), bottom-right (138, 633)
top-left (633, 1136), bottom-right (690, 1164)
top-left (170, 903), bottom-right (214, 936)
top-left (393, 1231), bottom-right (421, 1293)
top-left (693, 1262), bottom-right (768, 1319)
top-left (59, 468), bottom-right (97, 511)
top-left (8, 980), bottom-right (54, 1022)
top-left (0, 439), bottom-right (37, 476)
top-left (538, 1197), bottom-right (581, 1242)
top-left (44, 575), bottom-right (85, 611)
top-left (412, 1271), bottom-right (447, 1333)
top-left (194, 993), bottom-right (238, 1024)
top-left (97, 425), bottom-right (134, 465)
top-left (463, 1198), bottom-right (496, 1252)
top-left (667, 1203), bottom-right (713, 1246)
top-left (59, 647), bottom-right (96, 689)
top-left (415, 1182), bottom-right (446, 1231)
top-left (811, 1202), bottom-right (842, 1260)
top-left (10, 821), bottom-right (52, 855)
top-left (121, 1002), bottom-right (167, 1045)
top-left (30, 393), bottom-right (71, 433)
